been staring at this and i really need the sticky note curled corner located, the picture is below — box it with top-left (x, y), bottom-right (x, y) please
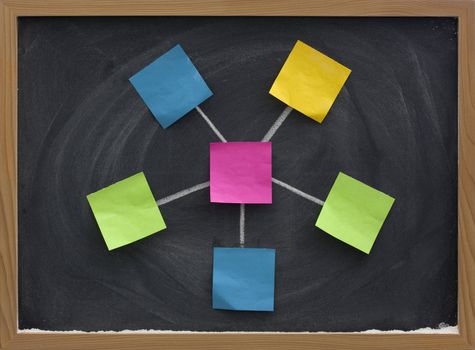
top-left (86, 172), bottom-right (166, 250)
top-left (212, 247), bottom-right (275, 311)
top-left (269, 40), bottom-right (351, 123)
top-left (129, 44), bottom-right (213, 129)
top-left (315, 172), bottom-right (395, 254)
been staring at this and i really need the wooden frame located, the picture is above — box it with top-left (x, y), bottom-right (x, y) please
top-left (1, 0), bottom-right (474, 349)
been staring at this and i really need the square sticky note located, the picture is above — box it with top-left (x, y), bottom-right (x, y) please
top-left (315, 172), bottom-right (395, 254)
top-left (86, 172), bottom-right (166, 250)
top-left (129, 44), bottom-right (213, 128)
top-left (212, 247), bottom-right (276, 311)
top-left (269, 40), bottom-right (351, 123)
top-left (210, 142), bottom-right (272, 204)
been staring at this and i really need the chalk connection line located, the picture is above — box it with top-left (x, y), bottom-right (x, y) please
top-left (157, 107), bottom-right (323, 247)
top-left (156, 181), bottom-right (210, 206)
top-left (156, 182), bottom-right (247, 246)
top-left (195, 106), bottom-right (227, 142)
top-left (272, 178), bottom-right (325, 206)
top-left (239, 204), bottom-right (245, 247)
top-left (261, 106), bottom-right (293, 142)
top-left (262, 107), bottom-right (324, 206)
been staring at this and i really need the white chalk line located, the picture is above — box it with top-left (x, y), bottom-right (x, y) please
top-left (20, 325), bottom-right (459, 334)
top-left (272, 178), bottom-right (324, 206)
top-left (261, 106), bottom-right (293, 142)
top-left (156, 181), bottom-right (210, 206)
top-left (239, 204), bottom-right (245, 247)
top-left (195, 106), bottom-right (227, 142)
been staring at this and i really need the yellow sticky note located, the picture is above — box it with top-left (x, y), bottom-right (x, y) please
top-left (269, 40), bottom-right (351, 123)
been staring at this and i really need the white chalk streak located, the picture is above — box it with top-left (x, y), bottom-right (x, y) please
top-left (195, 106), bottom-right (227, 142)
top-left (156, 182), bottom-right (210, 206)
top-left (261, 106), bottom-right (293, 142)
top-left (239, 204), bottom-right (245, 247)
top-left (272, 178), bottom-right (324, 206)
top-left (20, 325), bottom-right (458, 334)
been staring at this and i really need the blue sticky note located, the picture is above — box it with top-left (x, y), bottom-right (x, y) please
top-left (129, 44), bottom-right (213, 128)
top-left (212, 247), bottom-right (276, 312)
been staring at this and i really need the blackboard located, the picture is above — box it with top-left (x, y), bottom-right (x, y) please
top-left (18, 16), bottom-right (458, 332)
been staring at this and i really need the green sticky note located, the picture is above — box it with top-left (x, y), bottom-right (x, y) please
top-left (87, 172), bottom-right (166, 250)
top-left (315, 172), bottom-right (395, 254)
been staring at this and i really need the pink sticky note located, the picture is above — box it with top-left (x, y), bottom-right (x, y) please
top-left (210, 142), bottom-right (272, 204)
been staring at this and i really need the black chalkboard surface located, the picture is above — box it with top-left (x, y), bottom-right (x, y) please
top-left (18, 17), bottom-right (458, 332)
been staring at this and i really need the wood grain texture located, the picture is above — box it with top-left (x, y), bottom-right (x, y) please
top-left (458, 0), bottom-right (475, 347)
top-left (0, 0), bottom-right (471, 16)
top-left (3, 333), bottom-right (474, 350)
top-left (0, 1), bottom-right (18, 350)
top-left (1, 0), bottom-right (474, 349)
